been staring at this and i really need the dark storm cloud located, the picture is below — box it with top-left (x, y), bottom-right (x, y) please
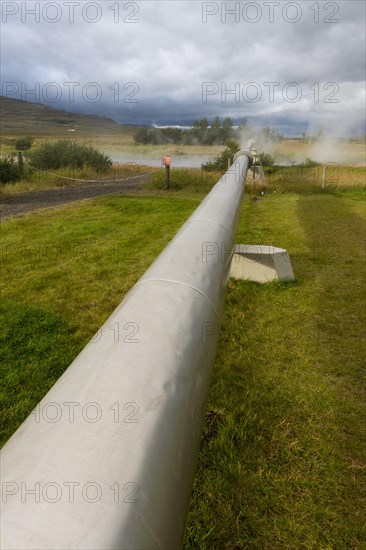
top-left (1, 0), bottom-right (365, 134)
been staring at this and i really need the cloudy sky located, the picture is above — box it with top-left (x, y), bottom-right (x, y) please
top-left (1, 0), bottom-right (365, 135)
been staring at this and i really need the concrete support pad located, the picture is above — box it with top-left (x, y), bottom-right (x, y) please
top-left (230, 244), bottom-right (295, 283)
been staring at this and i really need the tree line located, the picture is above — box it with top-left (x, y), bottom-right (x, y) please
top-left (134, 118), bottom-right (285, 146)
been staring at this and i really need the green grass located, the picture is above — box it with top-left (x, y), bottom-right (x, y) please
top-left (148, 165), bottom-right (366, 197)
top-left (148, 167), bottom-right (223, 194)
top-left (4, 163), bottom-right (360, 202)
top-left (0, 188), bottom-right (365, 548)
top-left (259, 165), bottom-right (366, 193)
top-left (184, 192), bottom-right (366, 549)
top-left (0, 196), bottom-right (199, 443)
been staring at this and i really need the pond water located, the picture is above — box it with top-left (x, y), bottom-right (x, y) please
top-left (107, 153), bottom-right (215, 168)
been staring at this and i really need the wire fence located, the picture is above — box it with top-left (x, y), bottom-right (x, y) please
top-left (25, 162), bottom-right (164, 184)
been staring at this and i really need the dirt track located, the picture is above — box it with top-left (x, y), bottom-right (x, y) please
top-left (0, 176), bottom-right (150, 220)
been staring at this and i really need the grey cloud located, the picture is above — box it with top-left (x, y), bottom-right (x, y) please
top-left (1, 0), bottom-right (365, 135)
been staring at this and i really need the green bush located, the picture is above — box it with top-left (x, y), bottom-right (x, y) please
top-left (15, 136), bottom-right (33, 151)
top-left (303, 157), bottom-right (320, 168)
top-left (202, 139), bottom-right (240, 171)
top-left (28, 140), bottom-right (112, 173)
top-left (0, 157), bottom-right (22, 184)
top-left (258, 152), bottom-right (275, 167)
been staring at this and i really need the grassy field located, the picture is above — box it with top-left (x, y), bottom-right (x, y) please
top-left (0, 175), bottom-right (365, 547)
top-left (149, 165), bottom-right (366, 194)
top-left (2, 135), bottom-right (364, 165)
top-left (185, 191), bottom-right (366, 549)
top-left (1, 163), bottom-right (364, 203)
top-left (267, 139), bottom-right (365, 166)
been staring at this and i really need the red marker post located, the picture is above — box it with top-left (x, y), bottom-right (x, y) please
top-left (162, 155), bottom-right (171, 189)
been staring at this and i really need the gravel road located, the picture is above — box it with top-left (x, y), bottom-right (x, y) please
top-left (0, 176), bottom-right (150, 220)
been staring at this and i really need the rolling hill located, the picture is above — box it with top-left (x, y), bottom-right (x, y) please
top-left (0, 96), bottom-right (139, 137)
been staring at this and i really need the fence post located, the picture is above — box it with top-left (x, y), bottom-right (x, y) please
top-left (163, 155), bottom-right (171, 189)
top-left (17, 151), bottom-right (24, 176)
top-left (322, 165), bottom-right (326, 191)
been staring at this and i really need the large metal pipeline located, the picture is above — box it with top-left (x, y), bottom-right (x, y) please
top-left (1, 151), bottom-right (252, 550)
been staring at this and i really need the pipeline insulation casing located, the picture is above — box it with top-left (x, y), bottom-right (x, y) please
top-left (1, 152), bottom-right (251, 550)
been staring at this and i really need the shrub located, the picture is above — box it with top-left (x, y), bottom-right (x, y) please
top-left (202, 139), bottom-right (240, 171)
top-left (28, 140), bottom-right (112, 173)
top-left (15, 136), bottom-right (33, 151)
top-left (258, 152), bottom-right (275, 167)
top-left (0, 157), bottom-right (23, 184)
top-left (303, 157), bottom-right (320, 168)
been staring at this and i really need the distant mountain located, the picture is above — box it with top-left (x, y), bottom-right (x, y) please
top-left (0, 97), bottom-right (141, 136)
